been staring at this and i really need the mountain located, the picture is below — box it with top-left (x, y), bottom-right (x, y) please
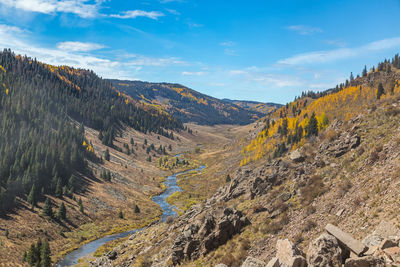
top-left (0, 49), bottom-right (182, 216)
top-left (222, 99), bottom-right (282, 114)
top-left (109, 80), bottom-right (279, 125)
top-left (90, 54), bottom-right (400, 266)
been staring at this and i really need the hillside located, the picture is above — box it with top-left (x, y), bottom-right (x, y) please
top-left (109, 80), bottom-right (278, 125)
top-left (89, 55), bottom-right (400, 266)
top-left (222, 99), bottom-right (282, 115)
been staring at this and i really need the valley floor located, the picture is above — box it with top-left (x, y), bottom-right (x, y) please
top-left (0, 122), bottom-right (256, 266)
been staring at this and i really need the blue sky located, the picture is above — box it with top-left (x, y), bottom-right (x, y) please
top-left (0, 0), bottom-right (400, 104)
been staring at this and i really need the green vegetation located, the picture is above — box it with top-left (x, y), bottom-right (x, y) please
top-left (23, 238), bottom-right (51, 267)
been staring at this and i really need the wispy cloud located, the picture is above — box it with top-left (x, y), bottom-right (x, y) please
top-left (229, 67), bottom-right (303, 87)
top-left (0, 0), bottom-right (101, 18)
top-left (56, 41), bottom-right (105, 52)
top-left (220, 41), bottom-right (234, 47)
top-left (181, 71), bottom-right (207, 76)
top-left (278, 37), bottom-right (400, 65)
top-left (286, 25), bottom-right (322, 35)
top-left (109, 10), bottom-right (164, 20)
top-left (0, 23), bottom-right (187, 80)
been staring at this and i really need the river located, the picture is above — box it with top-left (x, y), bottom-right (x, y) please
top-left (55, 161), bottom-right (205, 266)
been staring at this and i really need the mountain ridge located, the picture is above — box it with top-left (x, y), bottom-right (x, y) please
top-left (109, 79), bottom-right (280, 125)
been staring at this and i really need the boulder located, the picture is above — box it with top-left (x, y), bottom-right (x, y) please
top-left (373, 221), bottom-right (400, 240)
top-left (325, 224), bottom-right (368, 256)
top-left (276, 239), bottom-right (307, 267)
top-left (383, 246), bottom-right (400, 264)
top-left (344, 255), bottom-right (385, 267)
top-left (362, 234), bottom-right (383, 247)
top-left (266, 257), bottom-right (280, 267)
top-left (378, 239), bottom-right (397, 250)
top-left (171, 208), bottom-right (250, 265)
top-left (290, 150), bottom-right (305, 162)
top-left (307, 233), bottom-right (342, 267)
top-left (241, 256), bottom-right (267, 267)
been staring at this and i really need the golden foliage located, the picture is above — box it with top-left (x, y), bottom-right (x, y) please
top-left (241, 83), bottom-right (390, 165)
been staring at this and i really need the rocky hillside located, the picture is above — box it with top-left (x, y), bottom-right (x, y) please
top-left (89, 56), bottom-right (400, 266)
top-left (109, 80), bottom-right (279, 125)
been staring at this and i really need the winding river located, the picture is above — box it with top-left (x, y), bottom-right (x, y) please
top-left (55, 160), bottom-right (205, 267)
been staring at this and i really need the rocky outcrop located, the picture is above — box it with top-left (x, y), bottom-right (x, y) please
top-left (290, 149), bottom-right (305, 162)
top-left (241, 256), bottom-right (267, 267)
top-left (171, 208), bottom-right (250, 265)
top-left (307, 233), bottom-right (342, 267)
top-left (319, 132), bottom-right (360, 158)
top-left (276, 239), bottom-right (307, 267)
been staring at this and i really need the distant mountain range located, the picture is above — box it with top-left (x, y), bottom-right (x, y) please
top-left (109, 80), bottom-right (281, 125)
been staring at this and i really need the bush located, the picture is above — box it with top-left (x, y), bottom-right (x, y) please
top-left (300, 175), bottom-right (326, 205)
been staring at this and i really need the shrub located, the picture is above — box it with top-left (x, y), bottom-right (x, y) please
top-left (300, 175), bottom-right (326, 205)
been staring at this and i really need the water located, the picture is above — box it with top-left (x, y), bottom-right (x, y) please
top-left (55, 164), bottom-right (206, 266)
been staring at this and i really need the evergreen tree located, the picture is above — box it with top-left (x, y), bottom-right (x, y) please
top-left (362, 65), bottom-right (367, 77)
top-left (134, 204), bottom-right (140, 213)
top-left (78, 198), bottom-right (84, 213)
top-left (42, 198), bottom-right (52, 218)
top-left (40, 239), bottom-right (51, 267)
top-left (104, 149), bottom-right (110, 161)
top-left (377, 83), bottom-right (384, 99)
top-left (57, 202), bottom-right (66, 220)
top-left (225, 174), bottom-right (231, 183)
top-left (305, 113), bottom-right (318, 138)
top-left (118, 209), bottom-right (123, 219)
top-left (27, 184), bottom-right (37, 208)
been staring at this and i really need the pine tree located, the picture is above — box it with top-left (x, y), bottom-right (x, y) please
top-left (55, 178), bottom-right (62, 198)
top-left (225, 174), bottom-right (231, 183)
top-left (118, 209), bottom-right (123, 219)
top-left (27, 184), bottom-right (36, 208)
top-left (57, 202), bottom-right (66, 220)
top-left (305, 113), bottom-right (318, 138)
top-left (362, 65), bottom-right (367, 77)
top-left (104, 149), bottom-right (110, 161)
top-left (40, 239), bottom-right (51, 267)
top-left (42, 198), bottom-right (52, 218)
top-left (78, 198), bottom-right (84, 213)
top-left (377, 83), bottom-right (384, 99)
top-left (134, 204), bottom-right (140, 213)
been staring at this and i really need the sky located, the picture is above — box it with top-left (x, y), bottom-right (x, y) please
top-left (1, 1), bottom-right (400, 104)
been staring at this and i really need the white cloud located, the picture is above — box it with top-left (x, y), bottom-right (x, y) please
top-left (220, 41), bottom-right (234, 47)
top-left (278, 37), bottom-right (400, 65)
top-left (181, 71), bottom-right (207, 76)
top-left (56, 41), bottom-right (105, 52)
top-left (110, 10), bottom-right (164, 20)
top-left (166, 8), bottom-right (180, 15)
top-left (286, 25), bottom-right (322, 35)
top-left (0, 0), bottom-right (100, 18)
top-left (224, 48), bottom-right (236, 56)
top-left (229, 68), bottom-right (303, 87)
top-left (127, 55), bottom-right (187, 66)
top-left (0, 23), bottom-right (187, 80)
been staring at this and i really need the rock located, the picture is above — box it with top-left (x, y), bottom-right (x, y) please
top-left (106, 250), bottom-right (117, 260)
top-left (241, 256), bottom-right (267, 267)
top-left (307, 233), bottom-right (342, 267)
top-left (325, 224), bottom-right (368, 256)
top-left (266, 257), bottom-right (280, 267)
top-left (276, 239), bottom-right (306, 267)
top-left (362, 234), bottom-right (383, 247)
top-left (336, 208), bottom-right (345, 217)
top-left (171, 208), bottom-right (250, 264)
top-left (215, 264), bottom-right (228, 267)
top-left (373, 221), bottom-right (400, 240)
top-left (383, 247), bottom-right (400, 263)
top-left (379, 239), bottom-right (397, 250)
top-left (344, 255), bottom-right (385, 267)
top-left (290, 150), bottom-right (305, 162)
top-left (280, 192), bottom-right (292, 202)
top-left (319, 133), bottom-right (361, 158)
